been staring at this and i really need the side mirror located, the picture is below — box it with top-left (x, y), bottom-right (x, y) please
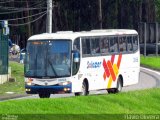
top-left (73, 51), bottom-right (80, 63)
top-left (20, 49), bottom-right (26, 64)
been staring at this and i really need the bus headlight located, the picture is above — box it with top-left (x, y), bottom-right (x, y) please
top-left (59, 81), bottom-right (71, 86)
top-left (26, 78), bottom-right (35, 86)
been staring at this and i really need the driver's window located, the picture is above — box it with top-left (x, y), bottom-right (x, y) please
top-left (72, 38), bottom-right (80, 75)
top-left (73, 38), bottom-right (80, 52)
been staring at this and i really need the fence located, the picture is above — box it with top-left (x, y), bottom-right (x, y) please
top-left (139, 22), bottom-right (160, 56)
top-left (0, 29), bottom-right (8, 75)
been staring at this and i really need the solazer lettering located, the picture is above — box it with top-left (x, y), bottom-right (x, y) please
top-left (87, 61), bottom-right (102, 69)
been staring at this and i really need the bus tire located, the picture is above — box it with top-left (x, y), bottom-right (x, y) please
top-left (107, 88), bottom-right (115, 94)
top-left (75, 81), bottom-right (89, 96)
top-left (75, 92), bottom-right (81, 96)
top-left (107, 76), bottom-right (122, 94)
top-left (115, 76), bottom-right (123, 93)
top-left (81, 81), bottom-right (88, 96)
top-left (39, 92), bottom-right (51, 98)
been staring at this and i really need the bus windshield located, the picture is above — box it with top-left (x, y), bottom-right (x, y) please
top-left (25, 40), bottom-right (71, 78)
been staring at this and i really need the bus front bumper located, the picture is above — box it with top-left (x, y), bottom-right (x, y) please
top-left (25, 84), bottom-right (72, 94)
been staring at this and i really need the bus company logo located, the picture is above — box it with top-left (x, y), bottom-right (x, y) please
top-left (87, 61), bottom-right (102, 69)
top-left (103, 54), bottom-right (122, 88)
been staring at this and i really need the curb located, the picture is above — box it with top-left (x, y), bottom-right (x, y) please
top-left (140, 64), bottom-right (160, 72)
top-left (140, 66), bottom-right (160, 75)
top-left (0, 94), bottom-right (30, 101)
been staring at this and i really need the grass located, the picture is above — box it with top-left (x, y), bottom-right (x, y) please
top-left (0, 61), bottom-right (25, 95)
top-left (0, 88), bottom-right (160, 114)
top-left (140, 56), bottom-right (160, 71)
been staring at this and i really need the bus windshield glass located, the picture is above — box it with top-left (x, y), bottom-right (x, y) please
top-left (25, 40), bottom-right (71, 78)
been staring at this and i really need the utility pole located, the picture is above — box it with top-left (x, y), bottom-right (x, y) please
top-left (47, 0), bottom-right (52, 33)
top-left (26, 0), bottom-right (31, 37)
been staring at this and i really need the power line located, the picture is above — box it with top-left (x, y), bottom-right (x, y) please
top-left (0, 6), bottom-right (47, 11)
top-left (8, 11), bottom-right (47, 26)
top-left (0, 1), bottom-right (46, 11)
top-left (0, 10), bottom-right (46, 21)
top-left (0, 7), bottom-right (47, 14)
top-left (29, 1), bottom-right (46, 7)
top-left (10, 1), bottom-right (43, 2)
top-left (0, 0), bottom-right (14, 4)
top-left (0, 0), bottom-right (42, 4)
top-left (0, 1), bottom-right (46, 9)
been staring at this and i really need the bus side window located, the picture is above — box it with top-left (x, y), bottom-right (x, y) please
top-left (91, 37), bottom-right (100, 54)
top-left (119, 37), bottom-right (127, 52)
top-left (100, 37), bottom-right (109, 54)
top-left (133, 36), bottom-right (138, 51)
top-left (82, 38), bottom-right (91, 56)
top-left (110, 37), bottom-right (118, 53)
top-left (127, 36), bottom-right (133, 52)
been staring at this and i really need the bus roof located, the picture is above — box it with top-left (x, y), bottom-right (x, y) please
top-left (28, 29), bottom-right (138, 41)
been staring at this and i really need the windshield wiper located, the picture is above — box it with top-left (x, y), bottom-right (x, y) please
top-left (48, 58), bottom-right (58, 76)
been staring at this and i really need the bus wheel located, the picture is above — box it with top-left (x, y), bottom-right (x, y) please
top-left (81, 81), bottom-right (88, 96)
top-left (75, 92), bottom-right (81, 96)
top-left (107, 89), bottom-right (114, 94)
top-left (115, 76), bottom-right (123, 93)
top-left (75, 81), bottom-right (88, 96)
top-left (39, 92), bottom-right (51, 98)
top-left (107, 77), bottom-right (122, 94)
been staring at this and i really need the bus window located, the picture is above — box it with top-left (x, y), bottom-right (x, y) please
top-left (119, 37), bottom-right (127, 52)
top-left (73, 38), bottom-right (80, 51)
top-left (110, 37), bottom-right (119, 53)
top-left (82, 38), bottom-right (91, 56)
top-left (133, 36), bottom-right (138, 51)
top-left (127, 36), bottom-right (133, 52)
top-left (91, 37), bottom-right (100, 54)
top-left (100, 37), bottom-right (109, 54)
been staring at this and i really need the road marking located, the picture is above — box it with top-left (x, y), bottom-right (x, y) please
top-left (141, 67), bottom-right (160, 75)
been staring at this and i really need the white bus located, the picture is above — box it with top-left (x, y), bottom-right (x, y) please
top-left (24, 29), bottom-right (140, 98)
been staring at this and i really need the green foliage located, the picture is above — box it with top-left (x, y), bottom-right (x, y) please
top-left (140, 56), bottom-right (160, 71)
top-left (0, 0), bottom-right (159, 47)
top-left (0, 62), bottom-right (24, 95)
top-left (155, 0), bottom-right (160, 22)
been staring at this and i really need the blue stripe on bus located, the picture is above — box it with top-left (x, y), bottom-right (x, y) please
top-left (25, 84), bottom-right (72, 94)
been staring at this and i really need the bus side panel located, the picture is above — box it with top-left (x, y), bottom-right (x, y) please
top-left (75, 52), bottom-right (140, 92)
top-left (79, 57), bottom-right (102, 91)
top-left (71, 75), bottom-right (83, 93)
top-left (121, 51), bottom-right (140, 86)
top-left (79, 56), bottom-right (119, 91)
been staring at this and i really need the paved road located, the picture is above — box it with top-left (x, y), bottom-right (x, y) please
top-left (15, 67), bottom-right (160, 100)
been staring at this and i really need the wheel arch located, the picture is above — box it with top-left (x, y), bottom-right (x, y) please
top-left (118, 74), bottom-right (123, 87)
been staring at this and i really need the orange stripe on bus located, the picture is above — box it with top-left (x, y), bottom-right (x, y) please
top-left (107, 61), bottom-right (116, 81)
top-left (111, 54), bottom-right (115, 65)
top-left (103, 72), bottom-right (107, 80)
top-left (103, 59), bottom-right (110, 77)
top-left (117, 54), bottom-right (122, 69)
